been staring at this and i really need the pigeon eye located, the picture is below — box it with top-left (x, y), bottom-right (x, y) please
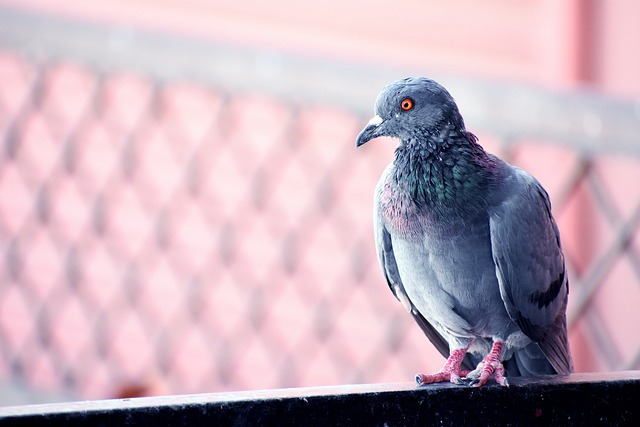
top-left (400, 98), bottom-right (414, 111)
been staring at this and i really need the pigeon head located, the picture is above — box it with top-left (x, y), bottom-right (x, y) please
top-left (355, 77), bottom-right (466, 147)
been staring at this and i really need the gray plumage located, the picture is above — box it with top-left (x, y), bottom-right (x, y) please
top-left (356, 77), bottom-right (572, 384)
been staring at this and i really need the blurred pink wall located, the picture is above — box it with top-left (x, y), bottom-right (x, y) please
top-left (3, 0), bottom-right (640, 97)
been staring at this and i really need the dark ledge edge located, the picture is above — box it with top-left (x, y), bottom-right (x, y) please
top-left (0, 371), bottom-right (639, 426)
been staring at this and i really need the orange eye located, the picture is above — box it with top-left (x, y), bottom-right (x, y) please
top-left (400, 98), bottom-right (414, 111)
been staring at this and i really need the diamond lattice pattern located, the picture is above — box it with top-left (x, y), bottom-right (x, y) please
top-left (1, 52), bottom-right (639, 399)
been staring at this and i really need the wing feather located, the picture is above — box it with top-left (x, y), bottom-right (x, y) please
top-left (489, 167), bottom-right (572, 374)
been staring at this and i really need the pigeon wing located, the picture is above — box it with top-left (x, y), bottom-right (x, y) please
top-left (489, 167), bottom-right (572, 374)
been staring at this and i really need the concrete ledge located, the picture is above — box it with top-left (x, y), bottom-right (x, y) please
top-left (0, 371), bottom-right (638, 426)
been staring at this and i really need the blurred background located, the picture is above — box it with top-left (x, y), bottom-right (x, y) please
top-left (1, 0), bottom-right (640, 405)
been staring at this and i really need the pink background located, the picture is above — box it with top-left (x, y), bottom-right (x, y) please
top-left (0, 0), bottom-right (639, 402)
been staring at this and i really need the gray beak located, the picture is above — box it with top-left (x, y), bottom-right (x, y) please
top-left (355, 115), bottom-right (384, 147)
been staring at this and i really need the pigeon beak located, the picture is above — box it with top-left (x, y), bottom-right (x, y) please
top-left (355, 115), bottom-right (384, 147)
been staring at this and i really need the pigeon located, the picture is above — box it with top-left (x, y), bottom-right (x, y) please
top-left (356, 77), bottom-right (572, 387)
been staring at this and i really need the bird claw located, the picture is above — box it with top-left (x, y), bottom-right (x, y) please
top-left (415, 347), bottom-right (471, 386)
top-left (461, 341), bottom-right (509, 387)
top-left (415, 374), bottom-right (425, 386)
top-left (416, 372), bottom-right (448, 386)
top-left (464, 360), bottom-right (508, 387)
top-left (415, 369), bottom-right (471, 386)
top-left (452, 376), bottom-right (468, 386)
top-left (465, 362), bottom-right (485, 382)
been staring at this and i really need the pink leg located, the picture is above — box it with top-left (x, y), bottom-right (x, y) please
top-left (468, 341), bottom-right (508, 387)
top-left (416, 345), bottom-right (472, 386)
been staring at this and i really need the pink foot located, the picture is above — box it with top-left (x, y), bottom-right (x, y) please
top-left (416, 347), bottom-right (471, 386)
top-left (467, 341), bottom-right (509, 387)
